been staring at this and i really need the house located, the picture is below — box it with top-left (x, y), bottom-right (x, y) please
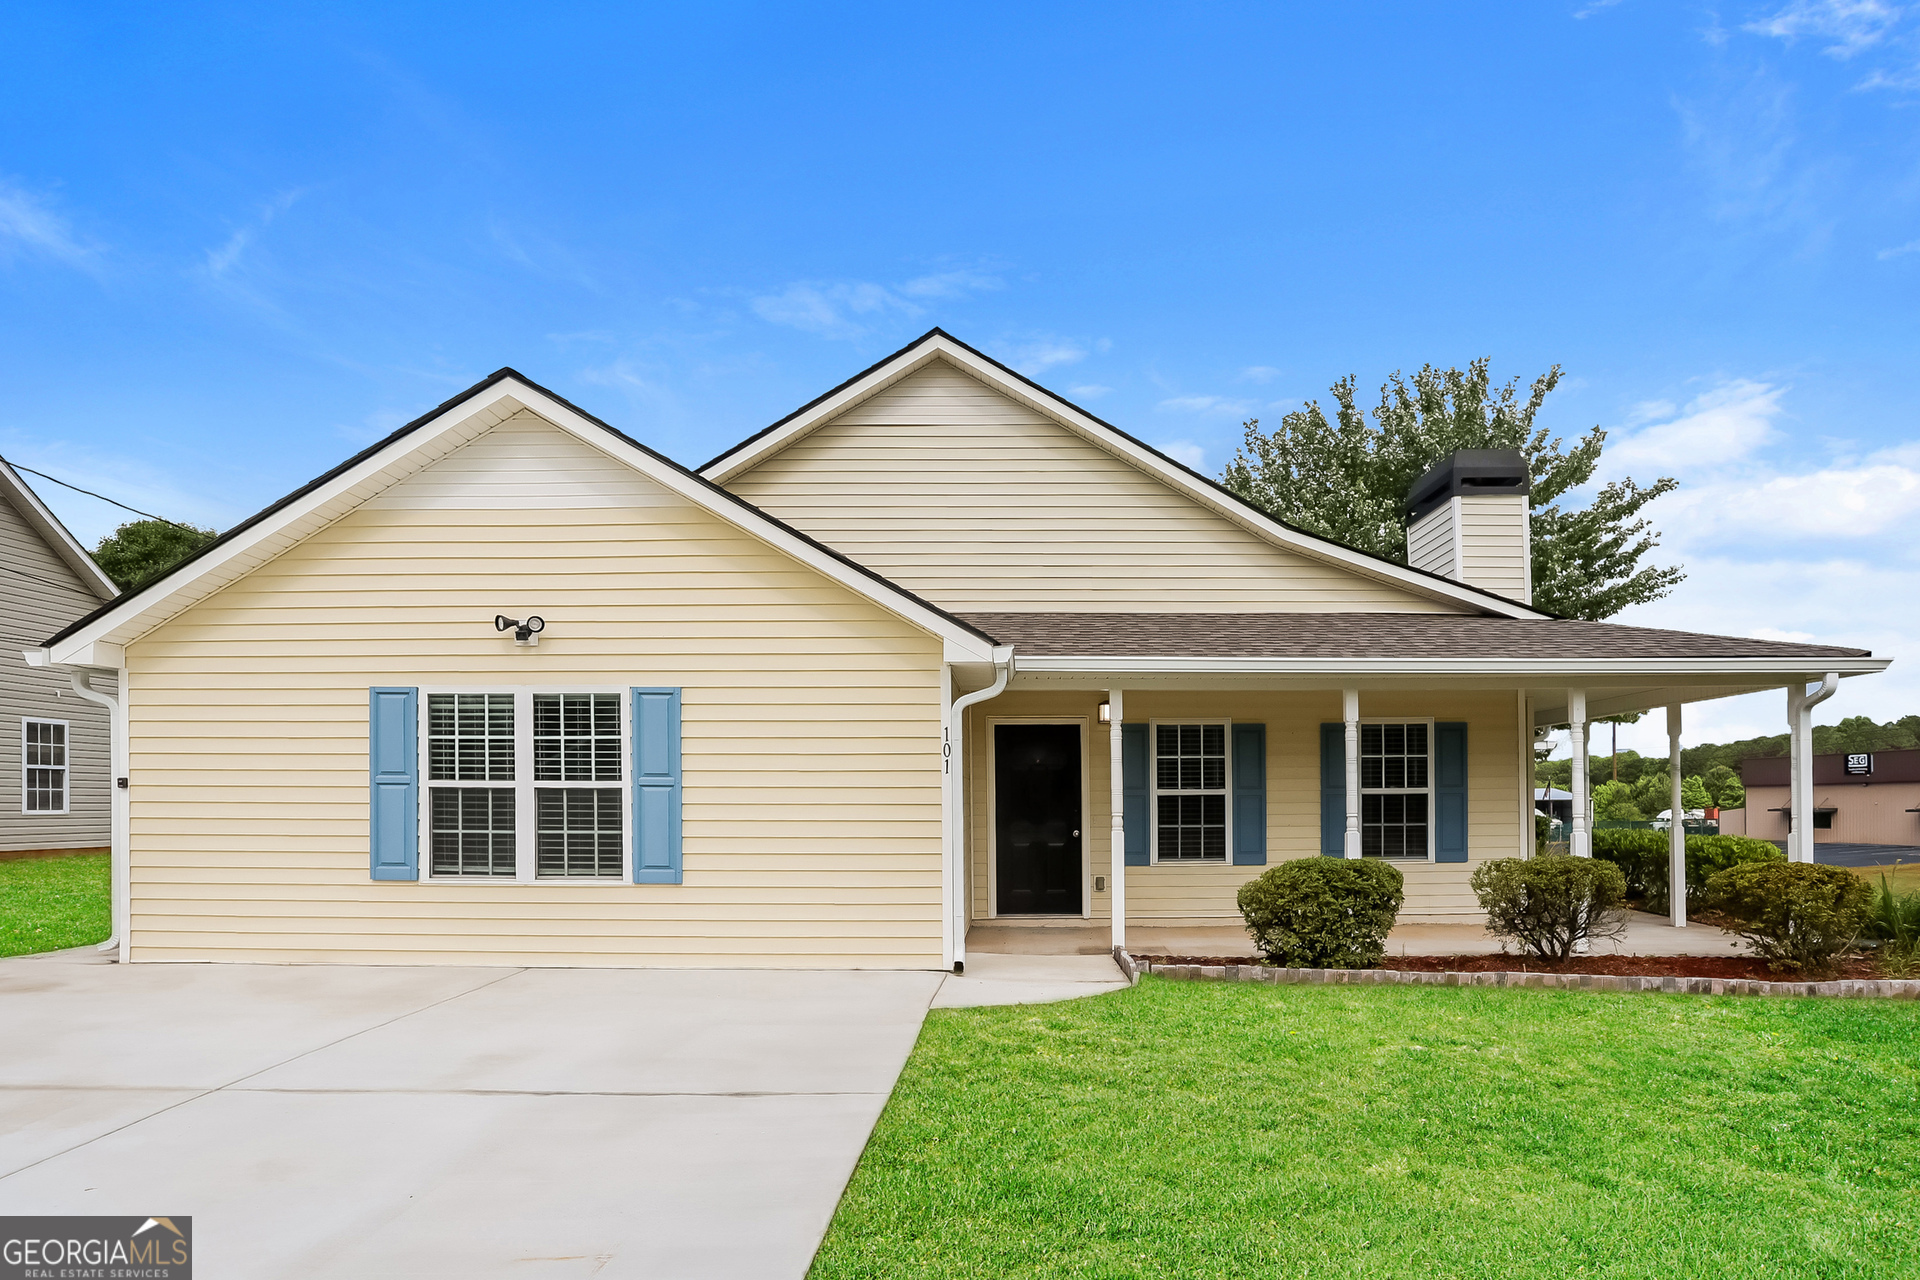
top-left (0, 459), bottom-right (118, 854)
top-left (1534, 787), bottom-right (1573, 824)
top-left (1729, 747), bottom-right (1920, 847)
top-left (27, 331), bottom-right (1889, 967)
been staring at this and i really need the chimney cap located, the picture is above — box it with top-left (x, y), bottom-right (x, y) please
top-left (1406, 449), bottom-right (1530, 523)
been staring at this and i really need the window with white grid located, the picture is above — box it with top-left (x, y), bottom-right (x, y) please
top-left (1152, 721), bottom-right (1230, 862)
top-left (424, 691), bottom-right (626, 881)
top-left (22, 719), bottom-right (68, 815)
top-left (1361, 721), bottom-right (1430, 860)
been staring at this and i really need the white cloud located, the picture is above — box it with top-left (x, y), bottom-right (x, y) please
top-left (749, 269), bottom-right (1000, 341)
top-left (1240, 366), bottom-right (1282, 384)
top-left (1156, 439), bottom-right (1206, 469)
top-left (1156, 394), bottom-right (1255, 415)
top-left (1068, 384), bottom-right (1112, 399)
top-left (0, 178), bottom-right (95, 267)
top-left (1604, 379), bottom-right (1786, 471)
top-left (1745, 0), bottom-right (1902, 56)
top-left (1879, 238), bottom-right (1920, 259)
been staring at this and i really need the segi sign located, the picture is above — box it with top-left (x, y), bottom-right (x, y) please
top-left (1845, 753), bottom-right (1873, 776)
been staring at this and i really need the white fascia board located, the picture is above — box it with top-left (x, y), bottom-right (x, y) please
top-left (700, 333), bottom-right (1549, 621)
top-left (48, 376), bottom-right (999, 666)
top-left (0, 460), bottom-right (118, 600)
top-left (504, 384), bottom-right (999, 662)
top-left (1012, 655), bottom-right (1890, 679)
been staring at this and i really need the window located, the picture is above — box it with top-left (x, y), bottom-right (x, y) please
top-left (1152, 721), bottom-right (1228, 861)
top-left (1361, 721), bottom-right (1430, 860)
top-left (425, 691), bottom-right (625, 880)
top-left (23, 719), bottom-right (68, 814)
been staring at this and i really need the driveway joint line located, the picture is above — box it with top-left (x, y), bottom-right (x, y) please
top-left (0, 967), bottom-right (527, 1183)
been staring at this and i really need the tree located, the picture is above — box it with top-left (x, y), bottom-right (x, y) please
top-left (1681, 775), bottom-right (1713, 813)
top-left (1593, 780), bottom-right (1643, 821)
top-left (92, 519), bottom-right (217, 591)
top-left (1221, 359), bottom-right (1683, 619)
top-left (1704, 765), bottom-right (1745, 810)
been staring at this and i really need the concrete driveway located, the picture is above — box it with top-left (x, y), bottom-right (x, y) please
top-left (0, 955), bottom-right (962, 1279)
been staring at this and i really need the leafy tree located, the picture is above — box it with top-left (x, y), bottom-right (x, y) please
top-left (1681, 776), bottom-right (1713, 813)
top-left (92, 519), bottom-right (217, 591)
top-left (1704, 765), bottom-right (1745, 810)
top-left (1629, 768), bottom-right (1670, 817)
top-left (1593, 780), bottom-right (1643, 821)
top-left (1221, 359), bottom-right (1682, 619)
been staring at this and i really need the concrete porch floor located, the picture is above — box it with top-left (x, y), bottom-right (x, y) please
top-left (967, 910), bottom-right (1751, 959)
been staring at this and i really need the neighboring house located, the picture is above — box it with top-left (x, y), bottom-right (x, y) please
top-left (1534, 787), bottom-right (1572, 824)
top-left (1735, 748), bottom-right (1920, 846)
top-left (28, 331), bottom-right (1890, 967)
top-left (0, 460), bottom-right (117, 853)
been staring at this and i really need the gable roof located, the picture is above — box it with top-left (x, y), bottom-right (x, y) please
top-left (698, 329), bottom-right (1553, 621)
top-left (38, 369), bottom-right (1001, 665)
top-left (0, 459), bottom-right (118, 601)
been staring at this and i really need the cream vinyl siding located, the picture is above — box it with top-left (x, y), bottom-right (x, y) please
top-left (1405, 504), bottom-right (1456, 581)
top-left (0, 491), bottom-right (111, 851)
top-left (123, 416), bottom-right (946, 967)
top-left (1457, 495), bottom-right (1530, 604)
top-left (964, 689), bottom-right (1523, 925)
top-left (726, 360), bottom-right (1463, 614)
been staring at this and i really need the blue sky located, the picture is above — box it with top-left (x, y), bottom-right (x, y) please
top-left (3, 1), bottom-right (1918, 754)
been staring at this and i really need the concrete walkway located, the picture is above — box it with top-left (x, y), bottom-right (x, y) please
top-left (0, 948), bottom-right (1126, 1279)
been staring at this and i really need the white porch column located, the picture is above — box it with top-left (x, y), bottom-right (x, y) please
top-left (1567, 689), bottom-right (1589, 859)
top-left (1109, 687), bottom-right (1126, 952)
top-left (1343, 688), bottom-right (1361, 859)
top-left (1668, 703), bottom-right (1685, 928)
top-left (1787, 683), bottom-right (1805, 862)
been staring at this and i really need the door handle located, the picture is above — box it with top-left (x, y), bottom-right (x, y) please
top-left (1072, 830), bottom-right (1080, 837)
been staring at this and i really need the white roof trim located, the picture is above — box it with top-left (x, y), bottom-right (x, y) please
top-left (1012, 655), bottom-right (1890, 678)
top-left (698, 331), bottom-right (1551, 621)
top-left (44, 374), bottom-right (998, 665)
top-left (0, 459), bottom-right (118, 600)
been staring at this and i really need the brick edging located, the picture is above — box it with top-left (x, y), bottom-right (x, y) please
top-left (1137, 960), bottom-right (1920, 999)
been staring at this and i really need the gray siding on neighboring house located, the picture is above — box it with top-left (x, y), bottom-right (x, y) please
top-left (0, 492), bottom-right (111, 851)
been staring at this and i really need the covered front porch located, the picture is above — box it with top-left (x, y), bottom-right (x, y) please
top-left (941, 612), bottom-right (1889, 971)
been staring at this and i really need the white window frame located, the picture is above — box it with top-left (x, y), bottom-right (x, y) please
top-left (418, 687), bottom-right (630, 885)
top-left (1360, 716), bottom-right (1435, 862)
top-left (1148, 717), bottom-right (1233, 865)
top-left (22, 718), bottom-right (70, 816)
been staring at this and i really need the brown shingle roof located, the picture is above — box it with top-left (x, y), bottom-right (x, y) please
top-left (956, 612), bottom-right (1872, 661)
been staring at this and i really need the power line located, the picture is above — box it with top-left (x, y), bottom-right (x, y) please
top-left (0, 559), bottom-right (104, 596)
top-left (0, 457), bottom-right (202, 532)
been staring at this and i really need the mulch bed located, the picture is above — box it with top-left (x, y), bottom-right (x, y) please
top-left (1139, 953), bottom-right (1890, 981)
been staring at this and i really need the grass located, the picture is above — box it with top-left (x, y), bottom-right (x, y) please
top-left (1852, 862), bottom-right (1920, 896)
top-left (0, 852), bottom-right (110, 957)
top-left (812, 977), bottom-right (1920, 1279)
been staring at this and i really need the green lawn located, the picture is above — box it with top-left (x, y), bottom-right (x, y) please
top-left (812, 977), bottom-right (1920, 1279)
top-left (0, 852), bottom-right (110, 957)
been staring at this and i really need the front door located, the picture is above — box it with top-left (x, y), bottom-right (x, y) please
top-left (994, 723), bottom-right (1083, 914)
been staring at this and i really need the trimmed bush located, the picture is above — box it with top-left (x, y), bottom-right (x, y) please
top-left (1471, 855), bottom-right (1629, 961)
top-left (1702, 861), bottom-right (1874, 977)
top-left (1591, 830), bottom-right (1783, 914)
top-left (1237, 859), bottom-right (1404, 968)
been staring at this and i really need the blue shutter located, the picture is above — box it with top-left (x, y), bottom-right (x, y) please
top-left (632, 688), bottom-right (683, 884)
top-left (369, 687), bottom-right (418, 881)
top-left (1320, 723), bottom-right (1344, 857)
top-left (1231, 723), bottom-right (1267, 865)
top-left (1434, 720), bottom-right (1468, 863)
top-left (1121, 723), bottom-right (1149, 866)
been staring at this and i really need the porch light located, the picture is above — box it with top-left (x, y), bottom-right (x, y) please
top-left (494, 614), bottom-right (546, 647)
top-left (1097, 701), bottom-right (1111, 724)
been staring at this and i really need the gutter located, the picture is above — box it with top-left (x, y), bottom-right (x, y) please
top-left (26, 651), bottom-right (129, 963)
top-left (945, 648), bottom-right (1014, 974)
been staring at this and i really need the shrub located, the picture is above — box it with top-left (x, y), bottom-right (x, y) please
top-left (1590, 830), bottom-right (1783, 914)
top-left (1471, 855), bottom-right (1629, 960)
top-left (1702, 862), bottom-right (1874, 977)
top-left (1237, 859), bottom-right (1404, 968)
top-left (1868, 871), bottom-right (1920, 976)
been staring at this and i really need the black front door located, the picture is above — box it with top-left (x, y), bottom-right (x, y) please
top-left (995, 723), bottom-right (1082, 914)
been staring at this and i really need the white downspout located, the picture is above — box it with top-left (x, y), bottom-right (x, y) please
top-left (1788, 673), bottom-right (1838, 862)
top-left (1107, 688), bottom-right (1126, 954)
top-left (1667, 702), bottom-right (1685, 928)
top-left (946, 651), bottom-right (1013, 974)
top-left (67, 666), bottom-right (129, 963)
